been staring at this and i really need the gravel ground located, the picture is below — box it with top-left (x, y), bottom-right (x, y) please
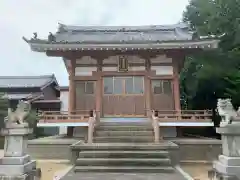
top-left (36, 161), bottom-right (72, 180)
top-left (181, 164), bottom-right (212, 180)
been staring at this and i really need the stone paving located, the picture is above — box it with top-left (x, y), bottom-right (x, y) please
top-left (60, 169), bottom-right (188, 180)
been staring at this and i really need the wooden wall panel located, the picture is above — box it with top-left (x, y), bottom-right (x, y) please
top-left (75, 81), bottom-right (96, 111)
top-left (75, 95), bottom-right (95, 111)
top-left (152, 94), bottom-right (174, 110)
top-left (103, 95), bottom-right (145, 116)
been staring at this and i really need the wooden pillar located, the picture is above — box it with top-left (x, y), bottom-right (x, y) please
top-left (67, 60), bottom-right (76, 137)
top-left (173, 59), bottom-right (182, 137)
top-left (173, 59), bottom-right (181, 111)
top-left (95, 60), bottom-right (102, 120)
top-left (145, 58), bottom-right (151, 117)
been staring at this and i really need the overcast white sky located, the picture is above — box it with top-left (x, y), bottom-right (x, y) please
top-left (0, 0), bottom-right (189, 86)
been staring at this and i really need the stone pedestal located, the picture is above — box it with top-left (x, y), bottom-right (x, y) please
top-left (211, 123), bottom-right (240, 180)
top-left (0, 123), bottom-right (41, 180)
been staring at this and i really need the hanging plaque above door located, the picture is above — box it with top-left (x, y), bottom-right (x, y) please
top-left (118, 55), bottom-right (128, 72)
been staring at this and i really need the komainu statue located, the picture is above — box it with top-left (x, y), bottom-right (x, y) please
top-left (216, 98), bottom-right (240, 126)
top-left (5, 100), bottom-right (31, 125)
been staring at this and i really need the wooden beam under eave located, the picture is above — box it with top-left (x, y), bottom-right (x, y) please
top-left (149, 75), bottom-right (174, 80)
top-left (74, 76), bottom-right (99, 81)
top-left (138, 51), bottom-right (161, 60)
top-left (75, 63), bottom-right (173, 67)
top-left (165, 51), bottom-right (185, 73)
top-left (62, 49), bottom-right (168, 59)
top-left (46, 50), bottom-right (65, 57)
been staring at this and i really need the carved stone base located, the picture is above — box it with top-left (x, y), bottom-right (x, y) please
top-left (210, 155), bottom-right (240, 179)
top-left (216, 125), bottom-right (240, 157)
top-left (208, 168), bottom-right (238, 180)
top-left (0, 160), bottom-right (36, 176)
top-left (1, 125), bottom-right (32, 157)
top-left (0, 155), bottom-right (31, 165)
top-left (0, 168), bottom-right (41, 180)
top-left (0, 126), bottom-right (41, 179)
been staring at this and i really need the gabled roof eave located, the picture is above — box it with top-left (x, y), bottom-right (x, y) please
top-left (40, 74), bottom-right (60, 91)
top-left (24, 39), bottom-right (220, 53)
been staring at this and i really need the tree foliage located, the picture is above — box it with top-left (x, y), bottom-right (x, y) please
top-left (181, 0), bottom-right (240, 116)
top-left (25, 109), bottom-right (43, 139)
top-left (183, 0), bottom-right (240, 50)
top-left (0, 93), bottom-right (8, 129)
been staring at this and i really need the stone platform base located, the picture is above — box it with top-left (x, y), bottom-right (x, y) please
top-left (0, 168), bottom-right (41, 180)
top-left (60, 169), bottom-right (189, 180)
top-left (0, 160), bottom-right (36, 176)
top-left (210, 155), bottom-right (240, 179)
top-left (208, 169), bottom-right (238, 180)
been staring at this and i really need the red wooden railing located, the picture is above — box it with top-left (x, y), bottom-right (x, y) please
top-left (150, 110), bottom-right (212, 143)
top-left (38, 110), bottom-right (98, 143)
top-left (152, 110), bottom-right (212, 122)
top-left (38, 110), bottom-right (91, 123)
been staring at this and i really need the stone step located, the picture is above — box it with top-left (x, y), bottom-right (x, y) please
top-left (71, 142), bottom-right (178, 151)
top-left (98, 122), bottom-right (151, 126)
top-left (93, 136), bottom-right (154, 143)
top-left (95, 130), bottom-right (153, 137)
top-left (76, 158), bottom-right (171, 166)
top-left (74, 166), bottom-right (174, 173)
top-left (96, 126), bottom-right (153, 131)
top-left (78, 150), bottom-right (169, 158)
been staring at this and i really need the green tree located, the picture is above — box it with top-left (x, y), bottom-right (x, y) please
top-left (183, 0), bottom-right (240, 50)
top-left (0, 93), bottom-right (9, 129)
top-left (182, 0), bottom-right (240, 112)
top-left (223, 71), bottom-right (240, 108)
top-left (25, 109), bottom-right (43, 139)
top-left (0, 93), bottom-right (8, 148)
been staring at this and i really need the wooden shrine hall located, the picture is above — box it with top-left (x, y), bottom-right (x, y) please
top-left (23, 23), bottom-right (219, 141)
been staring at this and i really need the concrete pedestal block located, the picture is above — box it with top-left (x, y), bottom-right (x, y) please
top-left (214, 160), bottom-right (240, 177)
top-left (210, 124), bottom-right (240, 179)
top-left (2, 124), bottom-right (32, 157)
top-left (0, 155), bottom-right (31, 165)
top-left (0, 168), bottom-right (41, 180)
top-left (217, 124), bottom-right (240, 157)
top-left (0, 160), bottom-right (36, 176)
top-left (0, 124), bottom-right (41, 179)
top-left (219, 155), bottom-right (240, 166)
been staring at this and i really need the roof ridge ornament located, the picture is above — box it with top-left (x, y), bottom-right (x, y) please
top-left (58, 23), bottom-right (67, 33)
top-left (48, 32), bottom-right (56, 43)
top-left (33, 32), bottom-right (37, 40)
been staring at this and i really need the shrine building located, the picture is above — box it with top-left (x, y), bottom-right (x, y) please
top-left (23, 23), bottom-right (219, 138)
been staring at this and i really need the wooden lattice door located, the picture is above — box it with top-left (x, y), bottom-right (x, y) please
top-left (103, 76), bottom-right (145, 117)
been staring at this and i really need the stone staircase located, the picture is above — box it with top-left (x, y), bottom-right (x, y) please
top-left (71, 121), bottom-right (179, 173)
top-left (93, 121), bottom-right (154, 143)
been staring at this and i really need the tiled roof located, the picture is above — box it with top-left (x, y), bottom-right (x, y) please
top-left (2, 93), bottom-right (30, 100)
top-left (0, 74), bottom-right (58, 88)
top-left (59, 23), bottom-right (189, 32)
top-left (60, 86), bottom-right (69, 91)
top-left (2, 92), bottom-right (43, 100)
top-left (54, 23), bottom-right (193, 43)
top-left (23, 23), bottom-right (220, 51)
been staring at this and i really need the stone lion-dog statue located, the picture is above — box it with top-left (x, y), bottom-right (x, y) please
top-left (5, 100), bottom-right (31, 125)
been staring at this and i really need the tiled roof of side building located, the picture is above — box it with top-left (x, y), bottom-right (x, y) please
top-left (0, 74), bottom-right (59, 88)
top-left (60, 86), bottom-right (69, 91)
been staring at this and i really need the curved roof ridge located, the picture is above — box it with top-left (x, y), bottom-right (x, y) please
top-left (58, 22), bottom-right (189, 32)
top-left (0, 74), bottom-right (58, 88)
top-left (0, 74), bottom-right (54, 79)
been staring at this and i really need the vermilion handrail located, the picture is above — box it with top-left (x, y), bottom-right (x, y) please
top-left (152, 110), bottom-right (212, 122)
